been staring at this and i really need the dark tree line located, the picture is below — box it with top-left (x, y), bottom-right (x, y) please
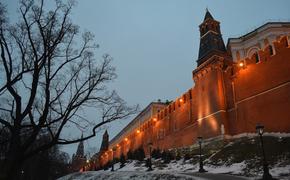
top-left (0, 0), bottom-right (137, 179)
top-left (0, 128), bottom-right (70, 180)
top-left (126, 146), bottom-right (146, 161)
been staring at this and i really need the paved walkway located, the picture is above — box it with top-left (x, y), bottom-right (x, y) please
top-left (182, 172), bottom-right (251, 180)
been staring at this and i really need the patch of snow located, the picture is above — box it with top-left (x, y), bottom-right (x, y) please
top-left (229, 132), bottom-right (290, 139)
top-left (270, 165), bottom-right (290, 177)
top-left (204, 161), bottom-right (246, 174)
top-left (116, 160), bottom-right (148, 172)
top-left (57, 171), bottom-right (206, 180)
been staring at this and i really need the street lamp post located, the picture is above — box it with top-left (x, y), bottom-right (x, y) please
top-left (256, 124), bottom-right (275, 180)
top-left (111, 147), bottom-right (117, 171)
top-left (197, 136), bottom-right (207, 173)
top-left (148, 142), bottom-right (153, 171)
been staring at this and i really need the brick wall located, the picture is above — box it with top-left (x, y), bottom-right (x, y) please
top-left (97, 36), bottom-right (290, 167)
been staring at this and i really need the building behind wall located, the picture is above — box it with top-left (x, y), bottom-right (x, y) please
top-left (95, 10), bottom-right (290, 167)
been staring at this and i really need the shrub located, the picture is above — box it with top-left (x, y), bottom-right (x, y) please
top-left (152, 148), bottom-right (162, 159)
top-left (134, 147), bottom-right (145, 161)
top-left (127, 150), bottom-right (134, 160)
top-left (184, 153), bottom-right (192, 161)
top-left (161, 150), bottom-right (173, 164)
top-left (120, 154), bottom-right (126, 168)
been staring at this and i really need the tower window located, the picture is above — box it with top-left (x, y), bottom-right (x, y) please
top-left (269, 45), bottom-right (274, 55)
top-left (254, 52), bottom-right (260, 63)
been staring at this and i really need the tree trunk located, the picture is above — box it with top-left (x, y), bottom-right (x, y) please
top-left (2, 135), bottom-right (24, 180)
top-left (3, 149), bottom-right (24, 180)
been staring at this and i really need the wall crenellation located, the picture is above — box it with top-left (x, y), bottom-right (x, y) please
top-left (236, 35), bottom-right (289, 71)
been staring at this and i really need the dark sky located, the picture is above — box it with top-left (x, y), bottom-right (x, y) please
top-left (3, 0), bottom-right (290, 158)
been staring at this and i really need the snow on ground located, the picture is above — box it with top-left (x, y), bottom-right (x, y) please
top-left (58, 160), bottom-right (290, 180)
top-left (58, 171), bottom-right (207, 180)
top-left (230, 132), bottom-right (290, 139)
top-left (268, 165), bottom-right (290, 179)
top-left (203, 161), bottom-right (246, 175)
top-left (59, 133), bottom-right (290, 179)
top-left (108, 159), bottom-right (289, 179)
top-left (111, 159), bottom-right (246, 174)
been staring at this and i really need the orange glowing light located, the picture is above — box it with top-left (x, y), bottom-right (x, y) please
top-left (179, 98), bottom-right (183, 103)
top-left (116, 144), bottom-right (120, 147)
top-left (153, 118), bottom-right (157, 122)
top-left (136, 129), bottom-right (140, 134)
top-left (239, 62), bottom-right (244, 67)
top-left (124, 138), bottom-right (128, 141)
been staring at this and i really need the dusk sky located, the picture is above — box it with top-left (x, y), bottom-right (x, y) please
top-left (4, 0), bottom-right (290, 158)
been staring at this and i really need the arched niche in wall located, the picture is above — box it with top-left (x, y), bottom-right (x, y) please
top-left (247, 46), bottom-right (260, 58)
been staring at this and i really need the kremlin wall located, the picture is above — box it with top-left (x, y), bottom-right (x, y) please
top-left (73, 11), bottom-right (290, 170)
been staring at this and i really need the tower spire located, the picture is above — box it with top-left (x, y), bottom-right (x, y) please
top-left (100, 130), bottom-right (109, 152)
top-left (204, 8), bottom-right (214, 21)
top-left (197, 10), bottom-right (227, 66)
top-left (76, 135), bottom-right (84, 157)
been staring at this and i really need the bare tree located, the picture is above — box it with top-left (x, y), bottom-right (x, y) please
top-left (0, 0), bottom-right (138, 179)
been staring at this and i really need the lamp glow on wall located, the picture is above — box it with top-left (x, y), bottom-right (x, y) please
top-left (238, 60), bottom-right (246, 69)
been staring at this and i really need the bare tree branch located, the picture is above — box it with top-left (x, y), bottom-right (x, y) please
top-left (0, 1), bottom-right (138, 178)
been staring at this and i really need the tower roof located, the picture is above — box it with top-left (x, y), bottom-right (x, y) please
top-left (197, 10), bottom-right (227, 66)
top-left (100, 130), bottom-right (109, 152)
top-left (76, 138), bottom-right (84, 157)
top-left (203, 8), bottom-right (214, 21)
top-left (104, 130), bottom-right (108, 136)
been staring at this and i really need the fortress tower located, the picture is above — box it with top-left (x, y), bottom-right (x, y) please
top-left (71, 135), bottom-right (86, 171)
top-left (100, 130), bottom-right (109, 152)
top-left (192, 10), bottom-right (233, 138)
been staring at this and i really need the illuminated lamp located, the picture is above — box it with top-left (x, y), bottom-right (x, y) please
top-left (179, 98), bottom-right (183, 103)
top-left (124, 138), bottom-right (128, 142)
top-left (116, 144), bottom-right (120, 147)
top-left (86, 159), bottom-right (90, 163)
top-left (153, 118), bottom-right (157, 122)
top-left (238, 61), bottom-right (245, 68)
top-left (136, 129), bottom-right (140, 134)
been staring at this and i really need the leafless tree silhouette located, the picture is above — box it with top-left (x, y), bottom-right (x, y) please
top-left (0, 0), bottom-right (138, 179)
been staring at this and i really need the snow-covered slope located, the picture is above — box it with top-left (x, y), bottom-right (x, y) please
top-left (58, 171), bottom-right (204, 180)
top-left (59, 134), bottom-right (290, 180)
